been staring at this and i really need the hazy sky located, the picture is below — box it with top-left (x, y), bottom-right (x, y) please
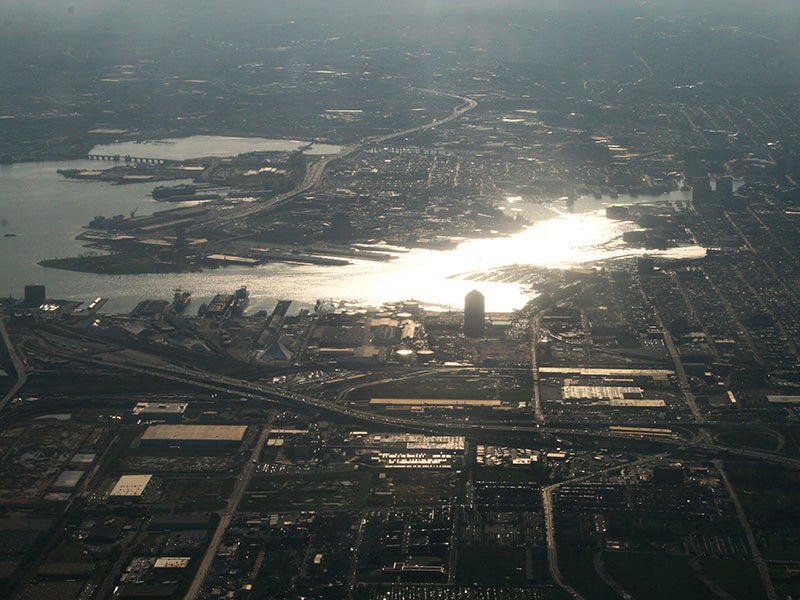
top-left (1, 0), bottom-right (798, 77)
top-left (2, 0), bottom-right (799, 36)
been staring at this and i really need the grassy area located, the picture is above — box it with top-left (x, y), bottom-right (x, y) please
top-left (603, 511), bottom-right (736, 549)
top-left (455, 545), bottom-right (527, 586)
top-left (698, 558), bottom-right (767, 600)
top-left (770, 562), bottom-right (800, 599)
top-left (558, 548), bottom-right (618, 600)
top-left (244, 472), bottom-right (367, 510)
top-left (714, 428), bottom-right (781, 452)
top-left (178, 477), bottom-right (233, 511)
top-left (778, 425), bottom-right (800, 457)
top-left (726, 463), bottom-right (800, 528)
top-left (604, 553), bottom-right (716, 600)
top-left (354, 472), bottom-right (373, 507)
top-left (528, 546), bottom-right (554, 584)
top-left (259, 445), bottom-right (281, 463)
top-left (47, 541), bottom-right (93, 562)
top-left (764, 537), bottom-right (800, 561)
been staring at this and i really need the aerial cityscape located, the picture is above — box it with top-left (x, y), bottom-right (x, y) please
top-left (2, 1), bottom-right (800, 599)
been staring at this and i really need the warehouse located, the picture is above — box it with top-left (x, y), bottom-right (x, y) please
top-left (52, 470), bottom-right (85, 491)
top-left (140, 424), bottom-right (248, 448)
top-left (128, 402), bottom-right (188, 423)
top-left (109, 474), bottom-right (153, 500)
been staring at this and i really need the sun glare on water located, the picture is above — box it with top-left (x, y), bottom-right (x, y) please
top-left (287, 211), bottom-right (639, 312)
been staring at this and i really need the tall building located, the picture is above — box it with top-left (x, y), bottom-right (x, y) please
top-left (716, 176), bottom-right (733, 199)
top-left (24, 284), bottom-right (46, 307)
top-left (463, 290), bottom-right (485, 338)
top-left (684, 148), bottom-right (699, 179)
top-left (691, 176), bottom-right (712, 204)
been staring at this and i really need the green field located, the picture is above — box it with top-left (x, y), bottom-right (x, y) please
top-left (714, 428), bottom-right (781, 452)
top-left (558, 548), bottom-right (618, 600)
top-left (698, 558), bottom-right (767, 600)
top-left (604, 553), bottom-right (718, 600)
top-left (456, 545), bottom-right (527, 586)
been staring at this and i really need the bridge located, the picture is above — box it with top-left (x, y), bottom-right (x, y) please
top-left (87, 154), bottom-right (177, 165)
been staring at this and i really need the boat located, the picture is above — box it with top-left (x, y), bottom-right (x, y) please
top-left (231, 286), bottom-right (249, 316)
top-left (172, 288), bottom-right (191, 313)
top-left (152, 184), bottom-right (197, 200)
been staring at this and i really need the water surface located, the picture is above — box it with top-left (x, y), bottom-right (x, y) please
top-left (0, 160), bottom-right (701, 313)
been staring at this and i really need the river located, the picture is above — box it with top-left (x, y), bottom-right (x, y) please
top-left (0, 138), bottom-right (703, 314)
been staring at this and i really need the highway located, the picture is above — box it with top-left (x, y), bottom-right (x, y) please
top-left (191, 89), bottom-right (477, 236)
top-left (32, 329), bottom-right (800, 472)
top-left (640, 283), bottom-right (705, 423)
top-left (0, 317), bottom-right (27, 412)
top-left (9, 322), bottom-right (800, 599)
top-left (660, 324), bottom-right (704, 423)
top-left (715, 460), bottom-right (777, 600)
top-left (530, 312), bottom-right (545, 423)
top-left (183, 427), bottom-right (270, 600)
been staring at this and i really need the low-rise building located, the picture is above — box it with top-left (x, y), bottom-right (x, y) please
top-left (109, 474), bottom-right (153, 500)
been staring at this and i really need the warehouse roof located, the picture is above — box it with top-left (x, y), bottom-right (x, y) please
top-left (110, 474), bottom-right (153, 498)
top-left (141, 424), bottom-right (247, 443)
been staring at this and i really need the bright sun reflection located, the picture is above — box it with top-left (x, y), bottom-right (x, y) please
top-left (359, 211), bottom-right (625, 311)
top-left (233, 209), bottom-right (703, 313)
top-left (98, 206), bottom-right (703, 314)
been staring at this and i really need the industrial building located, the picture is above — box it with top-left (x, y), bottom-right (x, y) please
top-left (366, 434), bottom-right (466, 469)
top-left (561, 385), bottom-right (666, 407)
top-left (109, 474), bottom-right (153, 500)
top-left (140, 424), bottom-right (248, 447)
top-left (154, 557), bottom-right (190, 569)
top-left (52, 470), bottom-right (85, 491)
top-left (129, 402), bottom-right (188, 423)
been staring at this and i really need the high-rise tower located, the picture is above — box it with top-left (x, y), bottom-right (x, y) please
top-left (463, 290), bottom-right (485, 338)
top-left (24, 285), bottom-right (46, 307)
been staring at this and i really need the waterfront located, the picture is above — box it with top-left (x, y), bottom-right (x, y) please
top-left (0, 158), bottom-right (701, 314)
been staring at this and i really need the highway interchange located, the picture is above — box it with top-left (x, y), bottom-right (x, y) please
top-left (5, 319), bottom-right (799, 600)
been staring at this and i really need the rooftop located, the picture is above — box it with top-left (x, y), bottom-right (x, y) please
top-left (141, 424), bottom-right (247, 443)
top-left (110, 474), bottom-right (153, 498)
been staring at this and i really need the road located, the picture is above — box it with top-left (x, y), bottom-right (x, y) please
top-left (542, 454), bottom-right (666, 599)
top-left (348, 514), bottom-right (367, 597)
top-left (715, 460), bottom-right (777, 600)
top-left (530, 312), bottom-right (545, 423)
top-left (192, 89), bottom-right (477, 238)
top-left (29, 325), bottom-right (800, 471)
top-left (9, 321), bottom-right (800, 597)
top-left (640, 284), bottom-right (705, 423)
top-left (18, 322), bottom-right (800, 472)
top-left (183, 426), bottom-right (270, 600)
top-left (660, 325), bottom-right (704, 423)
top-left (0, 317), bottom-right (27, 412)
